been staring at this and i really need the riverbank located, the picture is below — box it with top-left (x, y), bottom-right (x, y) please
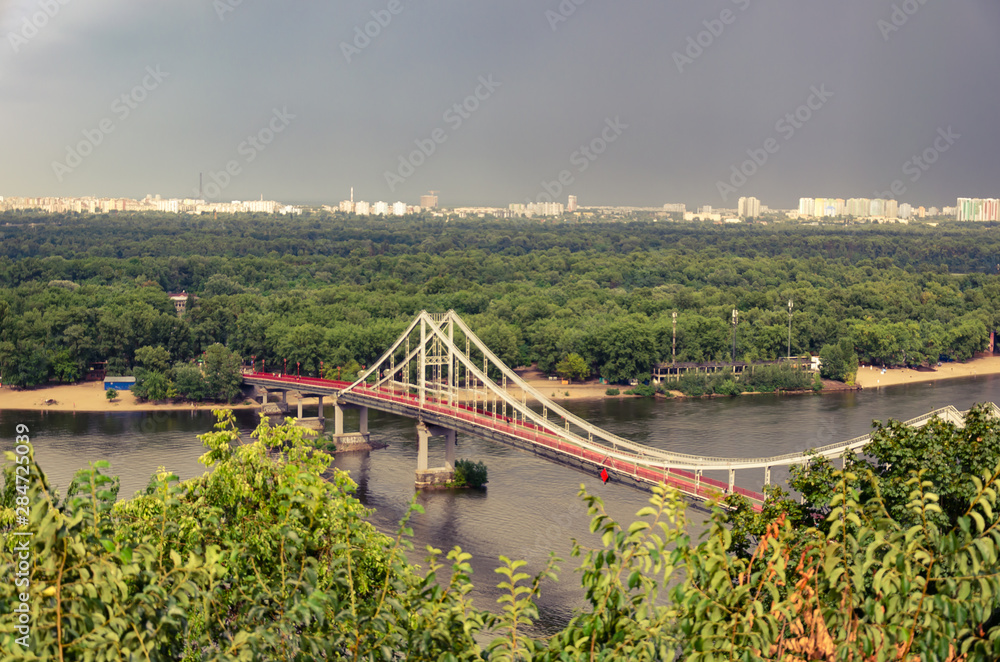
top-left (0, 381), bottom-right (258, 413)
top-left (854, 355), bottom-right (1000, 389)
top-left (6, 355), bottom-right (999, 413)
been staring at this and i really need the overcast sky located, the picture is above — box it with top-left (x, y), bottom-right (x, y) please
top-left (1, 0), bottom-right (997, 209)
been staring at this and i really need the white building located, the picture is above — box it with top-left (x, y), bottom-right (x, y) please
top-left (392, 201), bottom-right (407, 216)
top-left (354, 201), bottom-right (370, 215)
top-left (737, 197), bottom-right (761, 218)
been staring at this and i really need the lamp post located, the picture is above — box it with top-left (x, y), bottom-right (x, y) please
top-left (672, 311), bottom-right (677, 366)
top-left (283, 358), bottom-right (287, 376)
top-left (296, 362), bottom-right (300, 378)
top-left (787, 299), bottom-right (794, 361)
top-left (251, 355), bottom-right (256, 373)
top-left (731, 309), bottom-right (739, 365)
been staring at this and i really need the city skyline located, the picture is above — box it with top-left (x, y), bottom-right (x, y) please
top-left (1, 2), bottom-right (998, 208)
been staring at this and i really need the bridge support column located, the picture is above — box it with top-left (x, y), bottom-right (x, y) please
top-left (764, 466), bottom-right (771, 487)
top-left (317, 396), bottom-right (324, 425)
top-left (728, 469), bottom-right (735, 494)
top-left (414, 421), bottom-right (457, 489)
top-left (417, 423), bottom-right (429, 471)
top-left (324, 400), bottom-right (371, 451)
top-left (297, 398), bottom-right (303, 419)
top-left (445, 429), bottom-right (456, 471)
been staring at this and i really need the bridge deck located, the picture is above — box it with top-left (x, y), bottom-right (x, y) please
top-left (245, 373), bottom-right (764, 506)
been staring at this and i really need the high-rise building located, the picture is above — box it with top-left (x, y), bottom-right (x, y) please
top-left (340, 187), bottom-right (355, 213)
top-left (567, 195), bottom-right (577, 212)
top-left (662, 203), bottom-right (686, 213)
top-left (899, 203), bottom-right (913, 219)
top-left (420, 191), bottom-right (439, 208)
top-left (354, 201), bottom-right (370, 215)
top-left (373, 201), bottom-right (389, 216)
top-left (957, 198), bottom-right (1000, 221)
top-left (799, 198), bottom-right (815, 217)
top-left (392, 201), bottom-right (407, 216)
top-left (885, 200), bottom-right (899, 219)
top-left (738, 196), bottom-right (761, 218)
top-left (846, 198), bottom-right (870, 217)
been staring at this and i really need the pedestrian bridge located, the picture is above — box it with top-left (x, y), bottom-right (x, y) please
top-left (244, 310), bottom-right (999, 509)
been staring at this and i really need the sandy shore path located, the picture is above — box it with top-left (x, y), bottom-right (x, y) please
top-left (4, 355), bottom-right (999, 414)
top-left (854, 356), bottom-right (1000, 389)
top-left (0, 381), bottom-right (257, 413)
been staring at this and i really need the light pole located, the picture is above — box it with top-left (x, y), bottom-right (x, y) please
top-left (672, 311), bottom-right (677, 366)
top-left (787, 299), bottom-right (793, 361)
top-left (731, 309), bottom-right (739, 365)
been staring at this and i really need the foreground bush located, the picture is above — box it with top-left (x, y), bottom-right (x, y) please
top-left (5, 409), bottom-right (1000, 658)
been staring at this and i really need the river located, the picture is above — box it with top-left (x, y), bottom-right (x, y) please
top-left (4, 375), bottom-right (1000, 635)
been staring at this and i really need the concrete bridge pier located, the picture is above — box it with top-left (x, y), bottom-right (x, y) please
top-left (415, 421), bottom-right (456, 489)
top-left (259, 388), bottom-right (288, 416)
top-left (327, 401), bottom-right (370, 451)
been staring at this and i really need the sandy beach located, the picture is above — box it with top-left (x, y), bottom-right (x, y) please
top-left (854, 355), bottom-right (1000, 389)
top-left (0, 381), bottom-right (258, 413)
top-left (3, 356), bottom-right (999, 414)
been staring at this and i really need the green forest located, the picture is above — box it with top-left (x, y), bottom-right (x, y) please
top-left (5, 212), bottom-right (1000, 658)
top-left (1, 212), bottom-right (997, 391)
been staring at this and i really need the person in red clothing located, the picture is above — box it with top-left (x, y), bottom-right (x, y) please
top-left (600, 467), bottom-right (609, 484)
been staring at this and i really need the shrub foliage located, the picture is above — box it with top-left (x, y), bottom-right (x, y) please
top-left (4, 408), bottom-right (1000, 658)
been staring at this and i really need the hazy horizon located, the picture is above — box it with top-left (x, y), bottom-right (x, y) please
top-left (2, 1), bottom-right (997, 210)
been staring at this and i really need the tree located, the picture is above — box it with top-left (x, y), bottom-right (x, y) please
top-left (595, 317), bottom-right (657, 384)
top-left (173, 363), bottom-right (208, 401)
top-left (134, 345), bottom-right (171, 372)
top-left (50, 348), bottom-right (85, 383)
top-left (818, 337), bottom-right (859, 382)
top-left (105, 388), bottom-right (117, 402)
top-left (203, 343), bottom-right (242, 402)
top-left (130, 368), bottom-right (172, 402)
top-left (555, 353), bottom-right (589, 382)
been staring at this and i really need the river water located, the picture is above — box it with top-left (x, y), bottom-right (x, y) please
top-left (4, 375), bottom-right (1000, 635)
